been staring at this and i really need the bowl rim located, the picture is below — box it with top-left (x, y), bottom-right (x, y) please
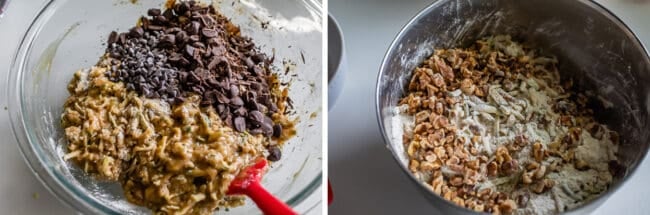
top-left (6, 0), bottom-right (322, 214)
top-left (327, 14), bottom-right (344, 82)
top-left (375, 0), bottom-right (650, 214)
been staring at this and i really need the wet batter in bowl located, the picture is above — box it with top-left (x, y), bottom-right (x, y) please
top-left (395, 35), bottom-right (623, 214)
top-left (61, 1), bottom-right (295, 214)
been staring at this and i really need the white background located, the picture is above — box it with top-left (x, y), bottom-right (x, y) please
top-left (329, 0), bottom-right (650, 214)
top-left (0, 0), bottom-right (321, 214)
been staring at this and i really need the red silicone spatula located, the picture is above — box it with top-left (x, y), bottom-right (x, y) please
top-left (227, 158), bottom-right (297, 215)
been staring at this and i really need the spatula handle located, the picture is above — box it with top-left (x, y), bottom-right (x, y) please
top-left (246, 181), bottom-right (297, 215)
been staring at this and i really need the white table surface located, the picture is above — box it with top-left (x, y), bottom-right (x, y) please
top-left (0, 0), bottom-right (321, 214)
top-left (328, 0), bottom-right (650, 214)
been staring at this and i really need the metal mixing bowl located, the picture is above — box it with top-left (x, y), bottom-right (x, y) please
top-left (376, 0), bottom-right (650, 214)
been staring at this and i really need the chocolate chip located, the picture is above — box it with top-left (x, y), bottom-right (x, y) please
top-left (267, 145), bottom-right (281, 161)
top-left (249, 110), bottom-right (264, 124)
top-left (160, 34), bottom-right (176, 46)
top-left (185, 45), bottom-right (196, 57)
top-left (175, 2), bottom-right (190, 14)
top-left (202, 28), bottom-right (218, 38)
top-left (234, 117), bottom-right (246, 132)
top-left (231, 96), bottom-right (244, 106)
top-left (107, 31), bottom-right (118, 45)
top-left (129, 26), bottom-right (144, 37)
top-left (188, 21), bottom-right (201, 35)
top-left (147, 25), bottom-right (164, 31)
top-left (250, 128), bottom-right (264, 135)
top-left (273, 124), bottom-right (282, 138)
top-left (154, 15), bottom-right (168, 24)
top-left (261, 116), bottom-right (274, 136)
top-left (230, 85), bottom-right (240, 97)
top-left (147, 8), bottom-right (161, 16)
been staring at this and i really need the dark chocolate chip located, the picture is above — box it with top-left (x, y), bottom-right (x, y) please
top-left (231, 96), bottom-right (244, 106)
top-left (202, 28), bottom-right (218, 38)
top-left (107, 31), bottom-right (118, 45)
top-left (147, 25), bottom-right (164, 31)
top-left (185, 45), bottom-right (196, 57)
top-left (147, 8), bottom-right (161, 16)
top-left (249, 110), bottom-right (264, 124)
top-left (272, 124), bottom-right (282, 138)
top-left (267, 145), bottom-right (282, 161)
top-left (234, 117), bottom-right (246, 132)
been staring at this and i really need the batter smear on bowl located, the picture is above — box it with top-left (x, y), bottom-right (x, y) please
top-left (61, 1), bottom-right (295, 214)
top-left (396, 35), bottom-right (622, 214)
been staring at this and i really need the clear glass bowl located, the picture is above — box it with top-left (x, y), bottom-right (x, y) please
top-left (6, 0), bottom-right (322, 214)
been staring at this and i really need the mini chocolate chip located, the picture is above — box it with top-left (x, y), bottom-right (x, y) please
top-left (230, 85), bottom-right (240, 97)
top-left (267, 145), bottom-right (281, 161)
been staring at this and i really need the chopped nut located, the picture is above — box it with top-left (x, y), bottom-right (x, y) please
top-left (526, 161), bottom-right (540, 171)
top-left (466, 159), bottom-right (480, 170)
top-left (415, 111), bottom-right (430, 124)
top-left (531, 179), bottom-right (555, 194)
top-left (473, 204), bottom-right (485, 212)
top-left (499, 199), bottom-right (517, 214)
top-left (413, 122), bottom-right (432, 134)
top-left (478, 188), bottom-right (492, 198)
top-left (575, 159), bottom-right (589, 171)
top-left (420, 161), bottom-right (438, 171)
top-left (452, 197), bottom-right (466, 207)
top-left (522, 171), bottom-right (534, 184)
top-left (501, 159), bottom-right (519, 176)
top-left (533, 165), bottom-right (546, 179)
top-left (532, 142), bottom-right (544, 162)
top-left (407, 141), bottom-right (419, 156)
top-left (432, 73), bottom-right (445, 87)
top-left (487, 161), bottom-right (499, 177)
top-left (409, 160), bottom-right (419, 172)
top-left (424, 152), bottom-right (438, 162)
top-left (515, 193), bottom-right (530, 207)
top-left (495, 146), bottom-right (511, 164)
top-left (433, 56), bottom-right (454, 81)
top-left (435, 102), bottom-right (444, 115)
top-left (460, 79), bottom-right (476, 95)
top-left (450, 176), bottom-right (464, 186)
top-left (447, 156), bottom-right (460, 165)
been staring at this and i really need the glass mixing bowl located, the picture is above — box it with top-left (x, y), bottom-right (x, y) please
top-left (7, 0), bottom-right (322, 214)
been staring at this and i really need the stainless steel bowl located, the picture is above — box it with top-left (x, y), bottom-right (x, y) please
top-left (376, 0), bottom-right (650, 214)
